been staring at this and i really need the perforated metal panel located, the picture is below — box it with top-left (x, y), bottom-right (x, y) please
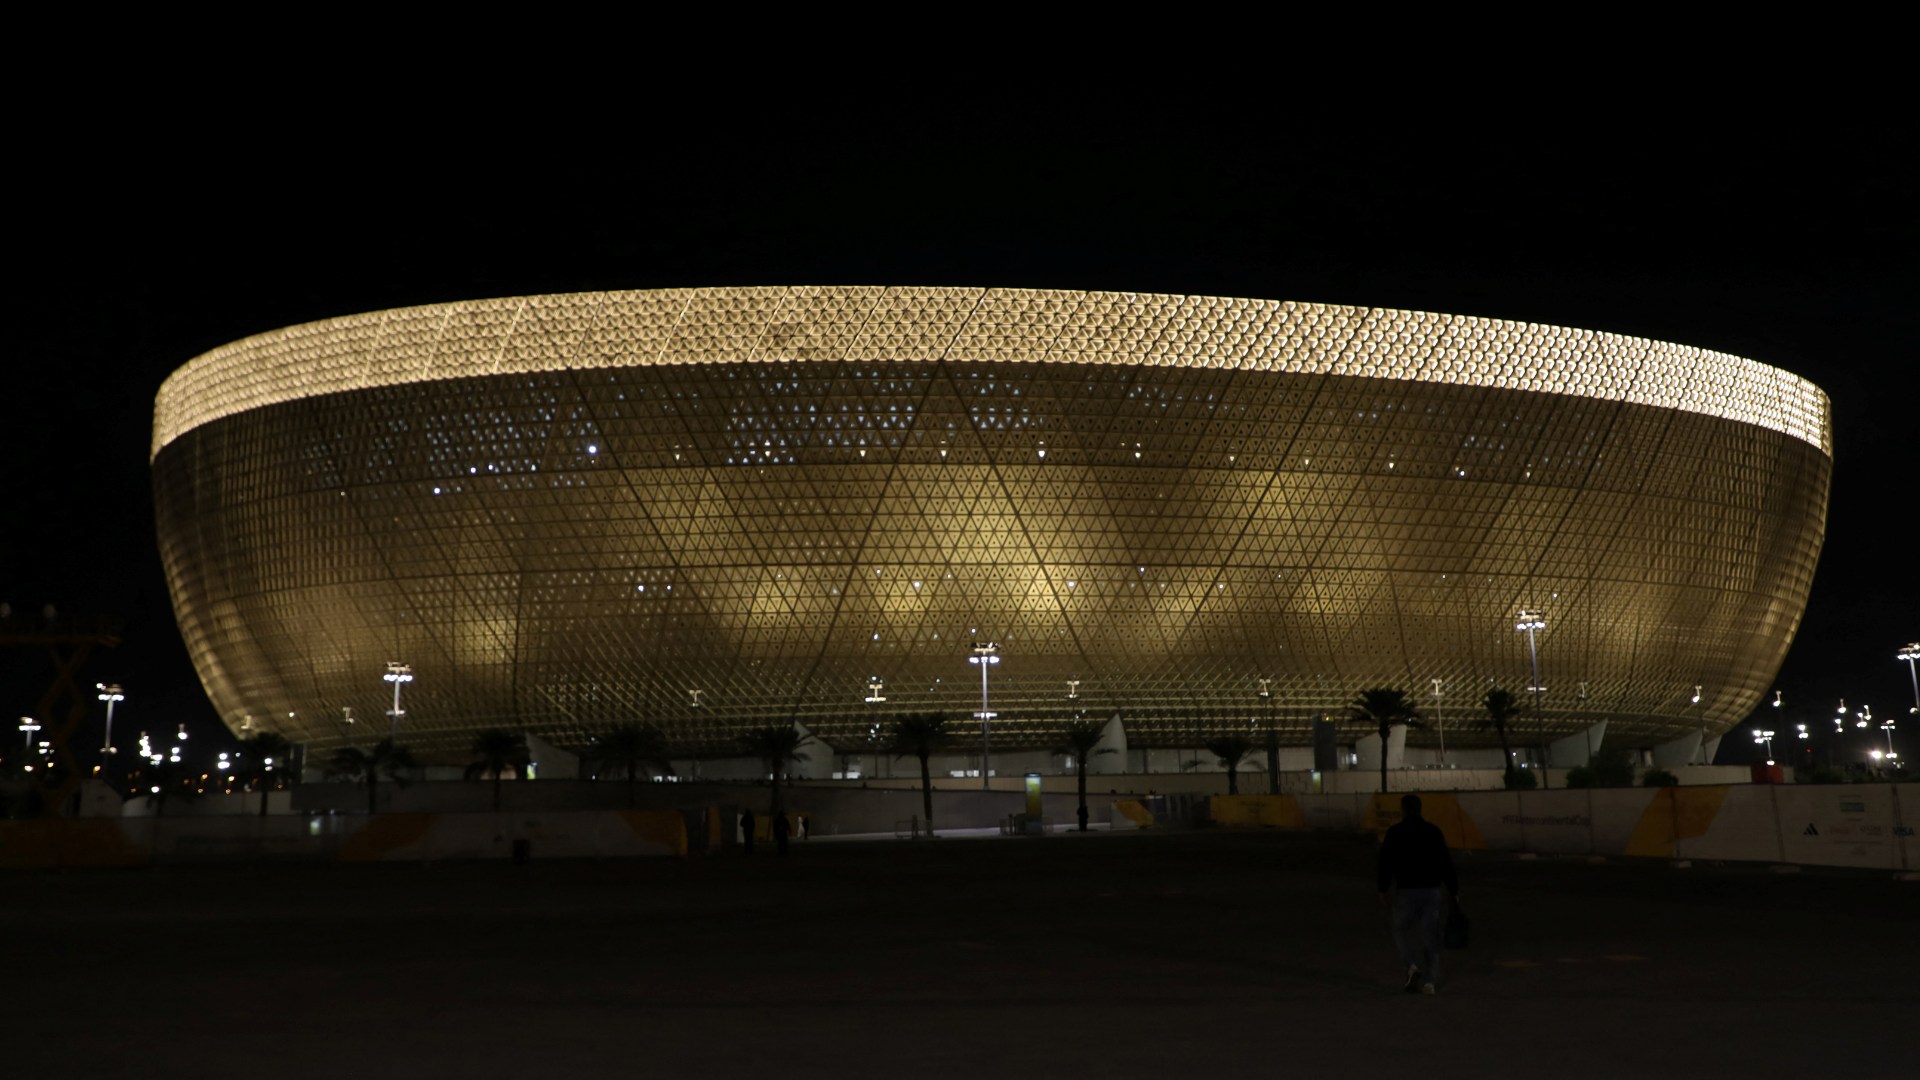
top-left (151, 288), bottom-right (1831, 761)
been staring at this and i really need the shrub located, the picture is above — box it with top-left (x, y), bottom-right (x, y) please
top-left (1587, 748), bottom-right (1637, 787)
top-left (1504, 766), bottom-right (1538, 790)
top-left (1564, 767), bottom-right (1595, 788)
top-left (1642, 768), bottom-right (1679, 787)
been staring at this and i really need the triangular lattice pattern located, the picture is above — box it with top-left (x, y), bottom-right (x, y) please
top-left (151, 289), bottom-right (1832, 761)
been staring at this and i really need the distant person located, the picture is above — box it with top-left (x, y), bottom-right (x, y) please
top-left (798, 813), bottom-right (810, 840)
top-left (1376, 794), bottom-right (1458, 995)
top-left (740, 807), bottom-right (755, 855)
top-left (773, 810), bottom-right (791, 856)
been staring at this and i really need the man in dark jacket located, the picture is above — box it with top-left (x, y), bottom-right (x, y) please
top-left (1376, 794), bottom-right (1458, 995)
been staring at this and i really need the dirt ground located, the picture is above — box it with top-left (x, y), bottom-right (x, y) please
top-left (3, 829), bottom-right (1913, 1079)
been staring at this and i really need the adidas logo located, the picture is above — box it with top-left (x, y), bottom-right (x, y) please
top-left (1803, 823), bottom-right (1819, 836)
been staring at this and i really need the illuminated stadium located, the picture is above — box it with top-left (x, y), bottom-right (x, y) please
top-left (150, 287), bottom-right (1831, 762)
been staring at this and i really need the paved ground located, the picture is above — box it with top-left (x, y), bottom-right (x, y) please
top-left (3, 829), bottom-right (1915, 1079)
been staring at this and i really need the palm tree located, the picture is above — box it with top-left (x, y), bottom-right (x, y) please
top-left (1351, 688), bottom-right (1423, 793)
top-left (238, 731), bottom-right (293, 817)
top-left (1058, 720), bottom-right (1116, 830)
top-left (890, 713), bottom-right (950, 836)
top-left (1205, 735), bottom-right (1256, 795)
top-left (327, 737), bottom-right (421, 815)
top-left (589, 722), bottom-right (673, 808)
top-left (467, 729), bottom-right (530, 811)
top-left (1479, 688), bottom-right (1524, 789)
top-left (741, 723), bottom-right (813, 815)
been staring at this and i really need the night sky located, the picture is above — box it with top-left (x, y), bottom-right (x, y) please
top-left (6, 90), bottom-right (1912, 765)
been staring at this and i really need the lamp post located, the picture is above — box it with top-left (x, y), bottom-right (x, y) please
top-left (18, 716), bottom-right (39, 772)
top-left (1258, 678), bottom-right (1279, 792)
top-left (1689, 685), bottom-right (1704, 764)
top-left (1898, 643), bottom-right (1920, 727)
top-left (969, 641), bottom-right (999, 791)
top-left (1514, 610), bottom-right (1545, 776)
top-left (1753, 728), bottom-right (1776, 765)
top-left (97, 683), bottom-right (125, 762)
top-left (383, 662), bottom-right (412, 737)
top-left (1430, 677), bottom-right (1446, 766)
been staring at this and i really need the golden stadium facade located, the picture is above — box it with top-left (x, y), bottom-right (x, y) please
top-left (151, 288), bottom-right (1831, 761)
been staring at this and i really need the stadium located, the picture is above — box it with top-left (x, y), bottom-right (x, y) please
top-left (150, 287), bottom-right (1830, 767)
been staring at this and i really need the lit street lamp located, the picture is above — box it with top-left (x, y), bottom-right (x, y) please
top-left (1258, 677), bottom-right (1279, 792)
top-left (1753, 728), bottom-right (1776, 765)
top-left (383, 662), bottom-right (413, 736)
top-left (17, 716), bottom-right (40, 772)
top-left (1689, 684), bottom-right (1705, 764)
top-left (1514, 610), bottom-right (1545, 774)
top-left (969, 641), bottom-right (1000, 791)
top-left (97, 683), bottom-right (125, 761)
top-left (1514, 610), bottom-right (1546, 697)
top-left (1898, 643), bottom-right (1920, 723)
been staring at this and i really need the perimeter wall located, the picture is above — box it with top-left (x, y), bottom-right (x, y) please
top-left (1210, 785), bottom-right (1920, 871)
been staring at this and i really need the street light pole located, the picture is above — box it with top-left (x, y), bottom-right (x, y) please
top-left (1514, 610), bottom-right (1545, 777)
top-left (969, 642), bottom-right (999, 791)
top-left (1430, 677), bottom-right (1446, 767)
top-left (1258, 678), bottom-right (1278, 792)
top-left (1690, 685), bottom-right (1704, 764)
top-left (383, 662), bottom-right (413, 737)
top-left (96, 683), bottom-right (125, 763)
top-left (1898, 643), bottom-right (1920, 730)
top-left (17, 717), bottom-right (40, 773)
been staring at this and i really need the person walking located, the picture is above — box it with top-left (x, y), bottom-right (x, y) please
top-left (739, 807), bottom-right (756, 855)
top-left (773, 810), bottom-right (791, 857)
top-left (1376, 793), bottom-right (1458, 995)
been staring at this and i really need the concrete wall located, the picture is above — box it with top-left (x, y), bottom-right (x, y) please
top-left (1214, 784), bottom-right (1920, 872)
top-left (0, 808), bottom-right (688, 868)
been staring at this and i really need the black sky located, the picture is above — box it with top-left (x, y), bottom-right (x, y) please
top-left (5, 88), bottom-right (1913, 761)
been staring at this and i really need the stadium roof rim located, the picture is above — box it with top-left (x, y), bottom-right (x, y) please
top-left (152, 286), bottom-right (1832, 460)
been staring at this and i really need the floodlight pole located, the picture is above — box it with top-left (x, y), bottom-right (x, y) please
top-left (383, 662), bottom-right (413, 737)
top-left (1689, 685), bottom-right (1704, 764)
top-left (97, 683), bottom-right (125, 763)
top-left (1898, 643), bottom-right (1920, 730)
top-left (970, 642), bottom-right (999, 791)
top-left (1514, 611), bottom-right (1544, 778)
top-left (1430, 677), bottom-right (1446, 766)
